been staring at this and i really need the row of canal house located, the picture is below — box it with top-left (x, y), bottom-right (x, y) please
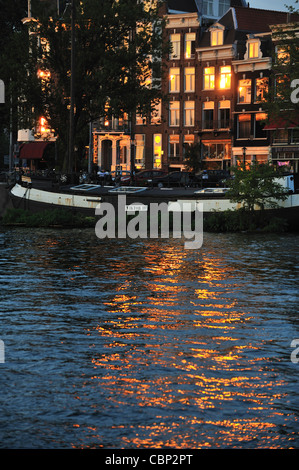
top-left (93, 1), bottom-right (299, 175)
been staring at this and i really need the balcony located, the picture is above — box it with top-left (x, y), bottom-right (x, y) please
top-left (199, 120), bottom-right (232, 132)
top-left (273, 138), bottom-right (289, 144)
top-left (93, 118), bottom-right (130, 134)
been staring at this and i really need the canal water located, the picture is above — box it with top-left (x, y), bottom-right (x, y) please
top-left (0, 227), bottom-right (298, 449)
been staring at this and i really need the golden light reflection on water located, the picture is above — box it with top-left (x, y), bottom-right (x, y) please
top-left (20, 233), bottom-right (297, 448)
top-left (80, 240), bottom-right (293, 448)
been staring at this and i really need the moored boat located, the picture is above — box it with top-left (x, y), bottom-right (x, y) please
top-left (7, 173), bottom-right (299, 231)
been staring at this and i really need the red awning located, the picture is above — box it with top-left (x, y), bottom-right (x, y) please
top-left (19, 141), bottom-right (52, 160)
top-left (264, 117), bottom-right (299, 130)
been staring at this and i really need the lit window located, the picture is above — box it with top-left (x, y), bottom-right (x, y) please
top-left (276, 46), bottom-right (290, 64)
top-left (202, 142), bottom-right (226, 159)
top-left (238, 79), bottom-right (252, 103)
top-left (135, 134), bottom-right (145, 168)
top-left (169, 67), bottom-right (180, 93)
top-left (249, 41), bottom-right (259, 58)
top-left (169, 135), bottom-right (180, 159)
top-left (211, 29), bottom-right (223, 46)
top-left (184, 101), bottom-right (195, 127)
top-left (135, 113), bottom-right (145, 125)
top-left (275, 74), bottom-right (289, 99)
top-left (169, 101), bottom-right (180, 126)
top-left (219, 66), bottom-right (231, 89)
top-left (153, 134), bottom-right (162, 168)
top-left (185, 32), bottom-right (196, 59)
top-left (184, 67), bottom-right (195, 92)
top-left (255, 77), bottom-right (268, 102)
top-left (170, 33), bottom-right (180, 60)
top-left (203, 67), bottom-right (215, 90)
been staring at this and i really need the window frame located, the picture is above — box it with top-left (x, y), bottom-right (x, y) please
top-left (169, 67), bottom-right (180, 93)
top-left (170, 33), bottom-right (181, 60)
top-left (238, 79), bottom-right (252, 104)
top-left (211, 29), bottom-right (223, 46)
top-left (219, 65), bottom-right (231, 90)
top-left (184, 101), bottom-right (195, 127)
top-left (168, 135), bottom-right (180, 159)
top-left (184, 67), bottom-right (195, 92)
top-left (169, 101), bottom-right (180, 127)
top-left (203, 66), bottom-right (215, 90)
top-left (248, 41), bottom-right (259, 59)
top-left (202, 101), bottom-right (214, 130)
top-left (237, 113), bottom-right (251, 139)
top-left (185, 32), bottom-right (196, 59)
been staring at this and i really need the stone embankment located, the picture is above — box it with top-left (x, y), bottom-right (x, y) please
top-left (0, 183), bottom-right (13, 218)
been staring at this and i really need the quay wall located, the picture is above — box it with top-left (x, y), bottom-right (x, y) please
top-left (0, 183), bottom-right (13, 218)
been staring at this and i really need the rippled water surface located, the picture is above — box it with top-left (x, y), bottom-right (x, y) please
top-left (0, 227), bottom-right (298, 449)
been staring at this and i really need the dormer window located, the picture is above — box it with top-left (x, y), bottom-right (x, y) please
top-left (245, 37), bottom-right (261, 60)
top-left (211, 28), bottom-right (223, 46)
top-left (249, 41), bottom-right (259, 58)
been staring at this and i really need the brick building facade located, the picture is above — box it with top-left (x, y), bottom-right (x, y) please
top-left (92, 2), bottom-right (297, 175)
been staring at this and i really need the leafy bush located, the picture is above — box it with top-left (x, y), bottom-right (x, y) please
top-left (204, 209), bottom-right (288, 233)
top-left (1, 208), bottom-right (96, 228)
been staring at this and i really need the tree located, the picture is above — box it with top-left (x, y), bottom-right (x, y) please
top-left (264, 2), bottom-right (299, 127)
top-left (21, 0), bottom-right (168, 170)
top-left (183, 142), bottom-right (203, 173)
top-left (227, 162), bottom-right (289, 213)
top-left (0, 0), bottom-right (30, 162)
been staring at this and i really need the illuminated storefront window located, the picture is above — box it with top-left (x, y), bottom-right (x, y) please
top-left (153, 134), bottom-right (162, 168)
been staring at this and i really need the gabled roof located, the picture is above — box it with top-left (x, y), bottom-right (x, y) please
top-left (198, 6), bottom-right (294, 49)
top-left (230, 6), bottom-right (295, 33)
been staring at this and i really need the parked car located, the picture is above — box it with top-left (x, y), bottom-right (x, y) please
top-left (151, 171), bottom-right (192, 188)
top-left (135, 169), bottom-right (167, 185)
top-left (121, 169), bottom-right (167, 186)
top-left (192, 169), bottom-right (231, 187)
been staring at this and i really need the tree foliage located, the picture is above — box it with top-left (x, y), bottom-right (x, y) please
top-left (0, 0), bottom-right (30, 151)
top-left (227, 162), bottom-right (289, 212)
top-left (183, 143), bottom-right (203, 173)
top-left (21, 0), bottom-right (167, 169)
top-left (264, 2), bottom-right (299, 127)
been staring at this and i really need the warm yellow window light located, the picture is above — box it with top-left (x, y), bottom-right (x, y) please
top-left (211, 29), bottom-right (223, 46)
top-left (249, 42), bottom-right (259, 58)
top-left (185, 33), bottom-right (195, 58)
top-left (219, 66), bottom-right (231, 89)
top-left (204, 67), bottom-right (215, 90)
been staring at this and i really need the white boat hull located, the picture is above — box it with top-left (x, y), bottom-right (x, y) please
top-left (8, 183), bottom-right (299, 231)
